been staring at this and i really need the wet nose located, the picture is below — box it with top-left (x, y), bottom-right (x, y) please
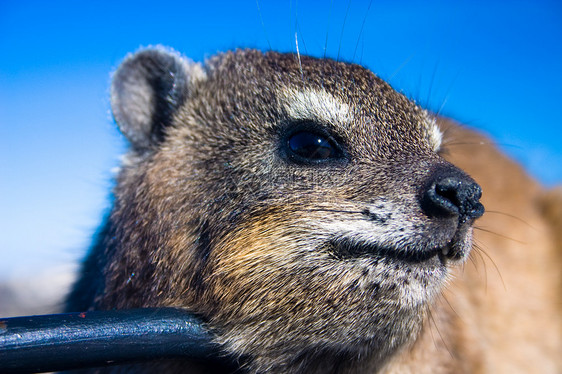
top-left (420, 169), bottom-right (484, 222)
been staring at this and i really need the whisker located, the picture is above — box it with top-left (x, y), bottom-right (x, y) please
top-left (474, 226), bottom-right (526, 244)
top-left (469, 243), bottom-right (488, 293)
top-left (352, 0), bottom-right (374, 62)
top-left (460, 257), bottom-right (467, 275)
top-left (472, 240), bottom-right (506, 291)
top-left (424, 60), bottom-right (440, 110)
top-left (388, 52), bottom-right (416, 81)
top-left (441, 140), bottom-right (493, 148)
top-left (323, 0), bottom-right (334, 58)
top-left (467, 252), bottom-right (479, 273)
top-left (427, 307), bottom-right (454, 359)
top-left (295, 32), bottom-right (304, 81)
top-left (296, 21), bottom-right (308, 55)
top-left (336, 0), bottom-right (353, 62)
top-left (484, 210), bottom-right (535, 229)
top-left (426, 308), bottom-right (439, 351)
top-left (414, 60), bottom-right (424, 106)
top-left (359, 34), bottom-right (365, 65)
top-left (255, 0), bottom-right (272, 50)
top-left (445, 140), bottom-right (523, 151)
top-left (293, 0), bottom-right (308, 56)
top-left (435, 70), bottom-right (461, 117)
top-left (440, 293), bottom-right (460, 320)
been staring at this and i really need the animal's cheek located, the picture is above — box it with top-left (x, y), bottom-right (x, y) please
top-left (204, 209), bottom-right (333, 309)
top-left (202, 206), bottom-right (387, 314)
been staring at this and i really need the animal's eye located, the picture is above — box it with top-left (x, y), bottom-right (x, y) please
top-left (286, 130), bottom-right (343, 164)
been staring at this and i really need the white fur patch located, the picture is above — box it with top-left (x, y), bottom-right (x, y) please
top-left (424, 112), bottom-right (442, 152)
top-left (280, 88), bottom-right (353, 124)
top-left (309, 199), bottom-right (417, 251)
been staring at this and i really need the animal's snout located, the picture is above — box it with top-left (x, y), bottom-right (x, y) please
top-left (420, 167), bottom-right (484, 223)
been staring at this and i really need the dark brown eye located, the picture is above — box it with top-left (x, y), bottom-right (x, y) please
top-left (287, 131), bottom-right (340, 163)
top-left (289, 132), bottom-right (333, 159)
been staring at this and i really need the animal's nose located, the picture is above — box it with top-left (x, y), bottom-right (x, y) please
top-left (420, 169), bottom-right (484, 223)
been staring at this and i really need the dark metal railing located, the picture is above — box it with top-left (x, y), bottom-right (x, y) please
top-left (0, 308), bottom-right (234, 373)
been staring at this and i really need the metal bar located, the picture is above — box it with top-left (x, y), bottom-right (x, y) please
top-left (0, 307), bottom-right (231, 373)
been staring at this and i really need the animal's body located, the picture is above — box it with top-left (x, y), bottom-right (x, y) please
top-left (67, 47), bottom-right (562, 373)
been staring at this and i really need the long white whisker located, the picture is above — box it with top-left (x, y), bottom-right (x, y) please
top-left (295, 31), bottom-right (304, 81)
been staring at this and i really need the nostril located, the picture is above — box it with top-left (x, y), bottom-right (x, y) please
top-left (435, 181), bottom-right (462, 210)
top-left (421, 175), bottom-right (484, 221)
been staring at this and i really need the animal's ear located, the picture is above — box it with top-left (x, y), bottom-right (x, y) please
top-left (111, 47), bottom-right (206, 150)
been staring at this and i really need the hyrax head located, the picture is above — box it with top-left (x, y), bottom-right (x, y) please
top-left (106, 47), bottom-right (484, 371)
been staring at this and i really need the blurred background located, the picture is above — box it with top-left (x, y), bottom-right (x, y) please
top-left (1, 0), bottom-right (561, 314)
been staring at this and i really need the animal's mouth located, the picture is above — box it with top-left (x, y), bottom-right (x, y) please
top-left (328, 234), bottom-right (466, 265)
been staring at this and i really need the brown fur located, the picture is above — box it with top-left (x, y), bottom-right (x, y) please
top-left (67, 48), bottom-right (562, 373)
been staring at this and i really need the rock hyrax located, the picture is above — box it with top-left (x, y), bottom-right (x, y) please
top-left (66, 47), bottom-right (561, 373)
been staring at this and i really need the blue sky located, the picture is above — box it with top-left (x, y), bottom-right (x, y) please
top-left (1, 0), bottom-right (561, 279)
